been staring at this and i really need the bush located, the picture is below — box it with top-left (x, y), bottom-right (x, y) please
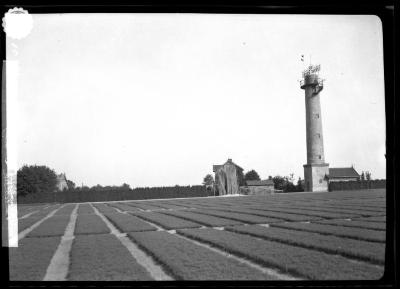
top-left (17, 165), bottom-right (58, 198)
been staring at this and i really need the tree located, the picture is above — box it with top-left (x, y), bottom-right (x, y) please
top-left (360, 171), bottom-right (365, 181)
top-left (121, 183), bottom-right (131, 190)
top-left (244, 170), bottom-right (261, 182)
top-left (272, 175), bottom-right (286, 191)
top-left (202, 174), bottom-right (214, 186)
top-left (17, 165), bottom-right (58, 197)
top-left (272, 175), bottom-right (300, 192)
top-left (66, 180), bottom-right (75, 190)
top-left (296, 177), bottom-right (304, 192)
top-left (365, 171), bottom-right (371, 181)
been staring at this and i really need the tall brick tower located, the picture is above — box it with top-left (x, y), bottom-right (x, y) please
top-left (300, 64), bottom-right (329, 192)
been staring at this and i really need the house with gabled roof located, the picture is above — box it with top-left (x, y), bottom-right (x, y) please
top-left (328, 167), bottom-right (360, 182)
top-left (213, 159), bottom-right (244, 195)
top-left (56, 173), bottom-right (69, 191)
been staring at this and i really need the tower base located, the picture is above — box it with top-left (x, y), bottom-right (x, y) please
top-left (303, 163), bottom-right (329, 192)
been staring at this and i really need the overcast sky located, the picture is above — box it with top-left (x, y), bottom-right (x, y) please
top-left (9, 13), bottom-right (385, 187)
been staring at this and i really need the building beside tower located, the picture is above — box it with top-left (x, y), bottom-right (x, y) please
top-left (300, 64), bottom-right (329, 192)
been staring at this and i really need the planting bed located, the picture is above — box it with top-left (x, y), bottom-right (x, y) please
top-left (74, 214), bottom-right (110, 235)
top-left (225, 225), bottom-right (385, 264)
top-left (10, 189), bottom-right (386, 281)
top-left (69, 234), bottom-right (152, 281)
top-left (104, 213), bottom-right (157, 232)
top-left (271, 222), bottom-right (385, 243)
top-left (161, 210), bottom-right (244, 227)
top-left (128, 211), bottom-right (203, 230)
top-left (177, 228), bottom-right (383, 280)
top-left (128, 231), bottom-right (275, 280)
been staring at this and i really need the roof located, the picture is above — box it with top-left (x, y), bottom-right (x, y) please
top-left (329, 167), bottom-right (360, 178)
top-left (213, 159), bottom-right (243, 172)
top-left (246, 179), bottom-right (274, 186)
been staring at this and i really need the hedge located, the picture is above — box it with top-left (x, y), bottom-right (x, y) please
top-left (17, 185), bottom-right (213, 204)
top-left (328, 180), bottom-right (386, 191)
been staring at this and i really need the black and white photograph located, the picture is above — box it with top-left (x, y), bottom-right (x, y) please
top-left (1, 4), bottom-right (394, 283)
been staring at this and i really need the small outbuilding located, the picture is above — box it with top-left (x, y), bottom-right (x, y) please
top-left (245, 179), bottom-right (275, 195)
top-left (328, 167), bottom-right (360, 182)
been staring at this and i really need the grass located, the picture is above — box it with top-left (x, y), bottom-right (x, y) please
top-left (19, 215), bottom-right (45, 232)
top-left (104, 213), bottom-right (157, 232)
top-left (53, 204), bottom-right (76, 216)
top-left (128, 211), bottom-right (202, 230)
top-left (178, 228), bottom-right (384, 280)
top-left (246, 207), bottom-right (357, 220)
top-left (314, 219), bottom-right (386, 231)
top-left (266, 204), bottom-right (383, 217)
top-left (74, 214), bottom-right (110, 235)
top-left (27, 215), bottom-right (71, 237)
top-left (353, 216), bottom-right (386, 223)
top-left (11, 189), bottom-right (387, 281)
top-left (123, 202), bottom-right (164, 211)
top-left (271, 222), bottom-right (386, 243)
top-left (68, 234), bottom-right (152, 280)
top-left (160, 210), bottom-right (244, 227)
top-left (225, 225), bottom-right (385, 265)
top-left (92, 203), bottom-right (119, 214)
top-left (77, 204), bottom-right (94, 214)
top-left (209, 207), bottom-right (322, 222)
top-left (128, 231), bottom-right (276, 280)
top-left (107, 203), bottom-right (142, 212)
top-left (192, 209), bottom-right (283, 224)
top-left (9, 236), bottom-right (62, 280)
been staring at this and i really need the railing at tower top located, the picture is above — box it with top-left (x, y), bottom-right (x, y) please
top-left (300, 77), bottom-right (324, 89)
top-left (300, 64), bottom-right (324, 90)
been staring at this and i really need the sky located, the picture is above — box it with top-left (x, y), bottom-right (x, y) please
top-left (8, 13), bottom-right (386, 187)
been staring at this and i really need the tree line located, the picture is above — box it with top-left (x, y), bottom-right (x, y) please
top-left (16, 164), bottom-right (212, 203)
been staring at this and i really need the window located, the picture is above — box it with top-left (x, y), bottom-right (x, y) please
top-left (319, 179), bottom-right (323, 183)
top-left (316, 133), bottom-right (321, 138)
top-left (318, 155), bottom-right (322, 159)
top-left (315, 113), bottom-right (319, 119)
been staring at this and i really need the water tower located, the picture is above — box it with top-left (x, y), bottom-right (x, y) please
top-left (300, 64), bottom-right (329, 192)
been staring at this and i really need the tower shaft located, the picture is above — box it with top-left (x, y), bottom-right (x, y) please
top-left (300, 69), bottom-right (329, 192)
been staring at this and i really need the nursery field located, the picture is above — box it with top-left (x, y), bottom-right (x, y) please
top-left (9, 189), bottom-right (386, 281)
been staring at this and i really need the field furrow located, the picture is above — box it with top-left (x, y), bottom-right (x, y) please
top-left (271, 222), bottom-right (385, 242)
top-left (124, 202), bottom-right (164, 211)
top-left (178, 228), bottom-right (384, 280)
top-left (192, 209), bottom-right (283, 224)
top-left (212, 208), bottom-right (322, 222)
top-left (68, 234), bottom-right (153, 280)
top-left (104, 213), bottom-right (157, 232)
top-left (160, 210), bottom-right (243, 227)
top-left (128, 231), bottom-right (276, 280)
top-left (74, 214), bottom-right (110, 235)
top-left (92, 203), bottom-right (120, 214)
top-left (9, 237), bottom-right (62, 280)
top-left (128, 212), bottom-right (202, 229)
top-left (314, 219), bottom-right (386, 231)
top-left (19, 215), bottom-right (46, 232)
top-left (54, 204), bottom-right (76, 216)
top-left (107, 203), bottom-right (143, 212)
top-left (352, 216), bottom-right (386, 223)
top-left (77, 204), bottom-right (94, 214)
top-left (27, 215), bottom-right (71, 237)
top-left (225, 225), bottom-right (385, 264)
